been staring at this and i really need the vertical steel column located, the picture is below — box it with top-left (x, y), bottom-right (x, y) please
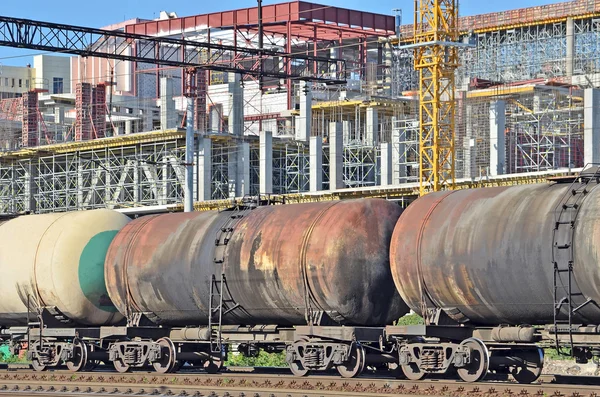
top-left (286, 21), bottom-right (293, 110)
top-left (184, 69), bottom-right (198, 212)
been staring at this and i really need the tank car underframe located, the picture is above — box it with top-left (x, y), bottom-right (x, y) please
top-left (4, 319), bottom-right (562, 384)
top-left (543, 325), bottom-right (600, 364)
top-left (386, 325), bottom-right (545, 383)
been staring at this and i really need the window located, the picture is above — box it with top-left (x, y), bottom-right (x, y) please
top-left (18, 79), bottom-right (22, 88)
top-left (25, 80), bottom-right (29, 89)
top-left (11, 78), bottom-right (14, 88)
top-left (4, 78), bottom-right (7, 87)
top-left (53, 77), bottom-right (63, 94)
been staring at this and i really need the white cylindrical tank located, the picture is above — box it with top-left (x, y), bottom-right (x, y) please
top-left (0, 209), bottom-right (129, 326)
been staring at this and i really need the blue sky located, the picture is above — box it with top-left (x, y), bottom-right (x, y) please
top-left (0, 0), bottom-right (562, 66)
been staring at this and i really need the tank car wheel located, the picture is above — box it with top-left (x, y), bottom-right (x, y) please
top-left (511, 348), bottom-right (544, 384)
top-left (337, 343), bottom-right (366, 378)
top-left (457, 338), bottom-right (489, 383)
top-left (152, 337), bottom-right (177, 374)
top-left (31, 358), bottom-right (47, 372)
top-left (84, 360), bottom-right (101, 371)
top-left (289, 361), bottom-right (310, 377)
top-left (288, 338), bottom-right (310, 377)
top-left (113, 358), bottom-right (131, 373)
top-left (204, 357), bottom-right (223, 374)
top-left (401, 363), bottom-right (426, 380)
top-left (29, 341), bottom-right (47, 372)
top-left (66, 338), bottom-right (88, 372)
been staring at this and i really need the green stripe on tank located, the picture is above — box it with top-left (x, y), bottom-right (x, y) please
top-left (78, 230), bottom-right (119, 313)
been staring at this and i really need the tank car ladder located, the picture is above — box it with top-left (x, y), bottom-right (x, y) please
top-left (209, 196), bottom-right (261, 354)
top-left (552, 165), bottom-right (600, 355)
top-left (209, 195), bottom-right (285, 353)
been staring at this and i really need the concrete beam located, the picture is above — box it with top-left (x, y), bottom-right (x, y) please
top-left (309, 136), bottom-right (323, 192)
top-left (260, 130), bottom-right (273, 194)
top-left (584, 88), bottom-right (600, 165)
top-left (329, 122), bottom-right (344, 190)
top-left (489, 100), bottom-right (506, 176)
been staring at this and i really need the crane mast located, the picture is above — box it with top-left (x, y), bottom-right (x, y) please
top-left (413, 0), bottom-right (459, 195)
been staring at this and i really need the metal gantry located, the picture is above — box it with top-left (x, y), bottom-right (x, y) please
top-left (0, 16), bottom-right (346, 83)
top-left (413, 0), bottom-right (459, 195)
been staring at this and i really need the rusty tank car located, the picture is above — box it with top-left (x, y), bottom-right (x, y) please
top-left (390, 181), bottom-right (600, 326)
top-left (105, 199), bottom-right (408, 327)
top-left (382, 177), bottom-right (600, 383)
top-left (0, 209), bottom-right (129, 326)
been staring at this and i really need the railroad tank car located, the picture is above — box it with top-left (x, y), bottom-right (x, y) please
top-left (105, 199), bottom-right (408, 326)
top-left (390, 181), bottom-right (600, 326)
top-left (0, 209), bottom-right (130, 326)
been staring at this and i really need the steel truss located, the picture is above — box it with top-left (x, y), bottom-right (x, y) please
top-left (506, 91), bottom-right (584, 174)
top-left (393, 118), bottom-right (420, 184)
top-left (285, 142), bottom-right (309, 193)
top-left (0, 16), bottom-right (345, 83)
top-left (344, 142), bottom-right (377, 188)
top-left (0, 139), bottom-right (186, 213)
top-left (458, 18), bottom-right (600, 84)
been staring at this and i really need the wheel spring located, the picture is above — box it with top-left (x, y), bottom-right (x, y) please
top-left (422, 349), bottom-right (444, 370)
top-left (304, 348), bottom-right (322, 367)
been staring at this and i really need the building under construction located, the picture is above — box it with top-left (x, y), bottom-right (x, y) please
top-left (0, 0), bottom-right (599, 213)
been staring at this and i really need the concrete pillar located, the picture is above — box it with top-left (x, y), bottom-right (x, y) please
top-left (24, 167), bottom-right (36, 212)
top-left (490, 100), bottom-right (506, 176)
top-left (366, 107), bottom-right (379, 145)
top-left (464, 104), bottom-right (477, 178)
top-left (228, 73), bottom-right (244, 136)
top-left (125, 121), bottom-right (133, 135)
top-left (160, 77), bottom-right (176, 130)
top-left (376, 42), bottom-right (384, 85)
top-left (391, 118), bottom-right (403, 184)
top-left (143, 110), bottom-right (153, 132)
top-left (55, 106), bottom-right (65, 124)
top-left (342, 120), bottom-right (351, 145)
top-left (566, 17), bottom-right (574, 77)
top-left (330, 47), bottom-right (339, 76)
top-left (197, 137), bottom-right (212, 201)
top-left (209, 104), bottom-right (222, 132)
top-left (295, 81), bottom-right (312, 141)
top-left (260, 130), bottom-right (273, 194)
top-left (329, 122), bottom-right (344, 190)
top-left (384, 42), bottom-right (393, 94)
top-left (533, 94), bottom-right (541, 114)
top-left (380, 142), bottom-right (392, 186)
top-left (309, 136), bottom-right (323, 192)
top-left (584, 88), bottom-right (600, 165)
top-left (236, 141), bottom-right (251, 197)
top-left (227, 148), bottom-right (237, 199)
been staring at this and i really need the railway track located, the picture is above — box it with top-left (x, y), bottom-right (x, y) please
top-left (0, 368), bottom-right (599, 397)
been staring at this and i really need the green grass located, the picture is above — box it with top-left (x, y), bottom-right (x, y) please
top-left (395, 313), bottom-right (424, 326)
top-left (544, 347), bottom-right (574, 361)
top-left (225, 350), bottom-right (288, 367)
top-left (0, 345), bottom-right (29, 364)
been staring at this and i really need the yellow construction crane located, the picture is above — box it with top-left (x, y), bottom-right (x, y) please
top-left (413, 0), bottom-right (459, 195)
